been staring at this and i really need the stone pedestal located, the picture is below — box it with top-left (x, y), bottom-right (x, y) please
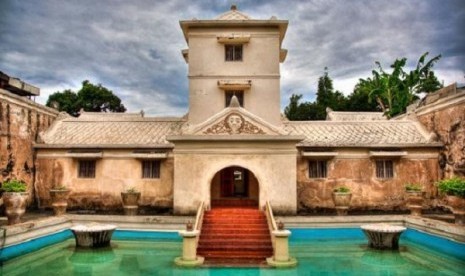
top-left (335, 206), bottom-right (349, 216)
top-left (50, 189), bottom-right (70, 216)
top-left (3, 192), bottom-right (28, 225)
top-left (121, 192), bottom-right (140, 216)
top-left (406, 191), bottom-right (423, 216)
top-left (446, 195), bottom-right (465, 225)
top-left (361, 224), bottom-right (406, 250)
top-left (266, 230), bottom-right (297, 267)
top-left (332, 192), bottom-right (351, 216)
top-left (71, 224), bottom-right (117, 248)
top-left (174, 230), bottom-right (204, 267)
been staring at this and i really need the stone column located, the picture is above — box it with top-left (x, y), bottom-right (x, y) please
top-left (174, 230), bottom-right (204, 266)
top-left (266, 230), bottom-right (297, 267)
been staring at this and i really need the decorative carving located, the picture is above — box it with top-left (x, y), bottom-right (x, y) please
top-left (203, 113), bottom-right (265, 135)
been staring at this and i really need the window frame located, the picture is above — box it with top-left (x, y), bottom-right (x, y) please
top-left (375, 159), bottom-right (394, 179)
top-left (78, 160), bottom-right (96, 178)
top-left (141, 160), bottom-right (161, 179)
top-left (225, 44), bottom-right (243, 62)
top-left (308, 160), bottom-right (328, 179)
top-left (225, 90), bottom-right (244, 107)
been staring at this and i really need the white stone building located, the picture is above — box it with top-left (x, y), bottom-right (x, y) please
top-left (35, 6), bottom-right (442, 215)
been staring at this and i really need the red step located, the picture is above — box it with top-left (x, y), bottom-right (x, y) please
top-left (198, 207), bottom-right (273, 264)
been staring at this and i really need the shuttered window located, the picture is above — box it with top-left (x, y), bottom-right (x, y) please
top-left (376, 160), bottom-right (394, 179)
top-left (78, 160), bottom-right (96, 178)
top-left (142, 160), bottom-right (161, 179)
top-left (225, 44), bottom-right (243, 61)
top-left (308, 160), bottom-right (327, 178)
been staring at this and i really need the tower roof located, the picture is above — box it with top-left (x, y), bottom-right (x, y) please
top-left (179, 5), bottom-right (288, 45)
top-left (216, 5), bottom-right (251, 20)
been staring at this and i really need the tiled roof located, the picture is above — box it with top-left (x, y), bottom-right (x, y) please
top-left (39, 112), bottom-right (184, 147)
top-left (326, 110), bottom-right (387, 121)
top-left (285, 120), bottom-right (440, 147)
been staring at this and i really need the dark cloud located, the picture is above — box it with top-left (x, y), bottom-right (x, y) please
top-left (1, 0), bottom-right (464, 114)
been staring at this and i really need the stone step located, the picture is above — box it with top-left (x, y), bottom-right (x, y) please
top-left (204, 213), bottom-right (265, 218)
top-left (198, 250), bottom-right (273, 259)
top-left (202, 220), bottom-right (268, 225)
top-left (200, 233), bottom-right (271, 240)
top-left (201, 228), bottom-right (270, 235)
top-left (201, 225), bottom-right (269, 230)
top-left (199, 207), bottom-right (273, 263)
top-left (199, 239), bottom-right (272, 247)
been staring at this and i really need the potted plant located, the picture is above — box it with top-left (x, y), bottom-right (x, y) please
top-left (49, 185), bottom-right (71, 216)
top-left (332, 186), bottom-right (352, 216)
top-left (437, 177), bottom-right (465, 225)
top-left (1, 179), bottom-right (28, 225)
top-left (405, 183), bottom-right (423, 216)
top-left (121, 187), bottom-right (141, 216)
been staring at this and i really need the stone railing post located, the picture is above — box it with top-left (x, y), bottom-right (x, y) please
top-left (266, 230), bottom-right (297, 267)
top-left (174, 230), bottom-right (204, 266)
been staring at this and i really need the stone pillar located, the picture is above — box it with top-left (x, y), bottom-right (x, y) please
top-left (266, 230), bottom-right (297, 267)
top-left (174, 230), bottom-right (204, 266)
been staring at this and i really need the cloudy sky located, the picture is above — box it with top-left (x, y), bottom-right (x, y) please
top-left (1, 0), bottom-right (464, 115)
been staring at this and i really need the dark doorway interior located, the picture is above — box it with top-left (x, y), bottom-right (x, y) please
top-left (220, 166), bottom-right (249, 197)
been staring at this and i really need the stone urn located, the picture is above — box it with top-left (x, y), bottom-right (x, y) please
top-left (445, 195), bottom-right (465, 225)
top-left (3, 192), bottom-right (29, 225)
top-left (332, 187), bottom-right (352, 216)
top-left (121, 190), bottom-right (141, 216)
top-left (405, 191), bottom-right (423, 216)
top-left (50, 188), bottom-right (71, 216)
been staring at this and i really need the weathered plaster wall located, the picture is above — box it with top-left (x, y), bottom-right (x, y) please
top-left (35, 149), bottom-right (174, 210)
top-left (0, 89), bottom-right (58, 204)
top-left (172, 140), bottom-right (298, 215)
top-left (297, 149), bottom-right (439, 212)
top-left (413, 85), bottom-right (465, 178)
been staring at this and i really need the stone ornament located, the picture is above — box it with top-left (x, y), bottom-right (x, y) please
top-left (361, 223), bottom-right (406, 250)
top-left (71, 224), bottom-right (117, 248)
top-left (203, 113), bottom-right (265, 135)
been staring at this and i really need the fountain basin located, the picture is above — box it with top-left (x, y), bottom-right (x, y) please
top-left (361, 223), bottom-right (406, 249)
top-left (70, 224), bottom-right (117, 248)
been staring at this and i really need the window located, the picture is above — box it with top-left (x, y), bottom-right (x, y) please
top-left (225, 90), bottom-right (244, 107)
top-left (142, 160), bottom-right (160, 179)
top-left (308, 160), bottom-right (327, 178)
top-left (78, 160), bottom-right (96, 178)
top-left (376, 160), bottom-right (394, 179)
top-left (225, 44), bottom-right (242, 61)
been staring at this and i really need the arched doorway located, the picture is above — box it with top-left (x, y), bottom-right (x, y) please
top-left (210, 166), bottom-right (259, 207)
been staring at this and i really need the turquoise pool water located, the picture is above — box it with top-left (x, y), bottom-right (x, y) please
top-left (1, 228), bottom-right (464, 275)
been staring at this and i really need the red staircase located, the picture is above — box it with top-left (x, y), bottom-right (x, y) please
top-left (197, 207), bottom-right (273, 265)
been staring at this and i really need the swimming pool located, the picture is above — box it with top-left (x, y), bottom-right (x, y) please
top-left (1, 228), bottom-right (464, 275)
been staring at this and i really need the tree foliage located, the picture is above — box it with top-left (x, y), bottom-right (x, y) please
top-left (284, 52), bottom-right (442, 120)
top-left (284, 68), bottom-right (348, 120)
top-left (357, 52), bottom-right (442, 118)
top-left (46, 80), bottom-right (126, 116)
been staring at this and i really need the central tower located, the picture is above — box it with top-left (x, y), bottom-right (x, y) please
top-left (179, 5), bottom-right (288, 126)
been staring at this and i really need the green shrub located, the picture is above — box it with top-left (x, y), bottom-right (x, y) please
top-left (405, 183), bottom-right (422, 192)
top-left (2, 179), bottom-right (27, 192)
top-left (333, 186), bottom-right (350, 193)
top-left (126, 187), bottom-right (138, 193)
top-left (437, 177), bottom-right (465, 197)
top-left (52, 185), bottom-right (68, 190)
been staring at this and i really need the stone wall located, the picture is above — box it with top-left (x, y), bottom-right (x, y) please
top-left (35, 149), bottom-right (174, 211)
top-left (0, 89), bottom-right (58, 204)
top-left (297, 148), bottom-right (439, 212)
top-left (413, 84), bottom-right (465, 178)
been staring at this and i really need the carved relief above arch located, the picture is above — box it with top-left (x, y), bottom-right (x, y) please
top-left (203, 113), bottom-right (266, 135)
